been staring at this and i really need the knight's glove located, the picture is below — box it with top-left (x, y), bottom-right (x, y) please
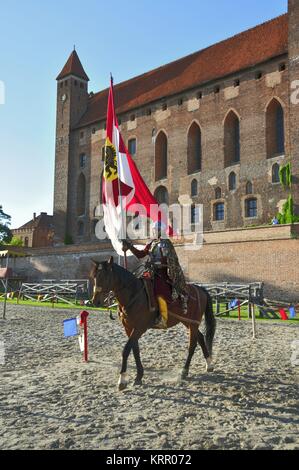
top-left (122, 240), bottom-right (131, 252)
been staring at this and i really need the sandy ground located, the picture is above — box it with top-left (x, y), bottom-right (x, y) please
top-left (0, 304), bottom-right (298, 450)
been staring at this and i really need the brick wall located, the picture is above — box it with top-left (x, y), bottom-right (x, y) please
top-left (5, 225), bottom-right (299, 302)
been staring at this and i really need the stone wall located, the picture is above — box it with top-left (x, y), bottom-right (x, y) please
top-left (4, 225), bottom-right (299, 302)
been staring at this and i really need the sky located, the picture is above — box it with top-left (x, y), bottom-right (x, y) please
top-left (0, 0), bottom-right (288, 228)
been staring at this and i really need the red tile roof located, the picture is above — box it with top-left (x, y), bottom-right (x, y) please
top-left (57, 50), bottom-right (89, 81)
top-left (76, 14), bottom-right (288, 129)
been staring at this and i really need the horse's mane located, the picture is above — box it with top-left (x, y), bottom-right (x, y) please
top-left (112, 262), bottom-right (141, 288)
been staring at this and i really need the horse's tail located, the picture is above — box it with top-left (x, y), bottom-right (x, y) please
top-left (203, 290), bottom-right (216, 356)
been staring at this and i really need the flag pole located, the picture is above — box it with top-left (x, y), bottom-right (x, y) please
top-left (110, 74), bottom-right (128, 269)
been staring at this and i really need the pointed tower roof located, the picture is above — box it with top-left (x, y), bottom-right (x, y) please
top-left (56, 50), bottom-right (89, 81)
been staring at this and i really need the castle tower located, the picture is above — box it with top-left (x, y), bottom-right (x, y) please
top-left (53, 50), bottom-right (89, 243)
top-left (288, 0), bottom-right (299, 215)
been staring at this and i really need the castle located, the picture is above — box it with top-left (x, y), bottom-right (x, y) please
top-left (53, 0), bottom-right (299, 246)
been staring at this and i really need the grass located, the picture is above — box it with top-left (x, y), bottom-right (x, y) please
top-left (0, 298), bottom-right (298, 324)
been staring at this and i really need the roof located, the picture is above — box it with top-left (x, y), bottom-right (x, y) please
top-left (76, 14), bottom-right (288, 128)
top-left (57, 50), bottom-right (89, 81)
top-left (14, 213), bottom-right (54, 232)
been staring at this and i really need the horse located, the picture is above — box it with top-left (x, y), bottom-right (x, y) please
top-left (91, 257), bottom-right (216, 391)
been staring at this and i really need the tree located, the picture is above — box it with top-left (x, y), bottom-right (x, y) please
top-left (0, 206), bottom-right (12, 244)
top-left (9, 236), bottom-right (23, 247)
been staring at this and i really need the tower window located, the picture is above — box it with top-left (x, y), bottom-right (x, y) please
top-left (255, 71), bottom-right (263, 80)
top-left (80, 131), bottom-right (84, 139)
top-left (245, 198), bottom-right (257, 218)
top-left (191, 179), bottom-right (198, 197)
top-left (229, 172), bottom-right (237, 191)
top-left (74, 80), bottom-right (78, 86)
top-left (155, 131), bottom-right (168, 181)
top-left (130, 114), bottom-right (136, 122)
top-left (146, 108), bottom-right (152, 116)
top-left (272, 163), bottom-right (280, 183)
top-left (279, 63), bottom-right (286, 72)
top-left (178, 98), bottom-right (183, 106)
top-left (197, 91), bottom-right (203, 100)
top-left (187, 122), bottom-right (202, 174)
top-left (224, 111), bottom-right (240, 166)
top-left (79, 153), bottom-right (87, 168)
top-left (60, 82), bottom-right (63, 89)
top-left (214, 86), bottom-right (220, 94)
top-left (246, 181), bottom-right (253, 195)
top-left (162, 102), bottom-right (167, 111)
top-left (128, 138), bottom-right (137, 156)
top-left (234, 79), bottom-right (240, 87)
top-left (215, 187), bottom-right (222, 200)
top-left (80, 82), bottom-right (84, 89)
top-left (65, 80), bottom-right (68, 87)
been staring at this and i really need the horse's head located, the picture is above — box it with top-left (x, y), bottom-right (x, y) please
top-left (91, 256), bottom-right (114, 307)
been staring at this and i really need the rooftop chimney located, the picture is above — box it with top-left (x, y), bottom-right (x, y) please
top-left (33, 213), bottom-right (36, 221)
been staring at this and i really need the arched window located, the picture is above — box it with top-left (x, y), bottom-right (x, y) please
top-left (246, 181), bottom-right (253, 195)
top-left (191, 179), bottom-right (198, 197)
top-left (224, 111), bottom-right (240, 167)
top-left (229, 172), bottom-right (237, 191)
top-left (272, 163), bottom-right (280, 183)
top-left (154, 186), bottom-right (169, 205)
top-left (77, 173), bottom-right (86, 216)
top-left (155, 131), bottom-right (168, 181)
top-left (215, 187), bottom-right (222, 200)
top-left (266, 99), bottom-right (285, 158)
top-left (245, 198), bottom-right (258, 218)
top-left (78, 221), bottom-right (84, 236)
top-left (187, 122), bottom-right (202, 174)
top-left (79, 153), bottom-right (87, 168)
top-left (128, 138), bottom-right (137, 156)
top-left (99, 170), bottom-right (104, 204)
top-left (214, 203), bottom-right (225, 221)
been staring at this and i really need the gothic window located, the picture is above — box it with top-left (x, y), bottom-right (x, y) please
top-left (154, 186), bottom-right (169, 205)
top-left (155, 131), bottom-right (168, 181)
top-left (191, 179), bottom-right (198, 197)
top-left (246, 181), bottom-right (253, 195)
top-left (229, 172), bottom-right (237, 191)
top-left (224, 111), bottom-right (240, 166)
top-left (272, 163), bottom-right (280, 183)
top-left (266, 99), bottom-right (285, 158)
top-left (188, 122), bottom-right (202, 174)
top-left (245, 198), bottom-right (258, 218)
top-left (79, 153), bottom-right (87, 168)
top-left (215, 187), bottom-right (222, 200)
top-left (214, 203), bottom-right (225, 221)
top-left (128, 138), bottom-right (137, 156)
top-left (77, 173), bottom-right (86, 216)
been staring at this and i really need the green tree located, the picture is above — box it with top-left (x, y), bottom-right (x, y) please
top-left (9, 236), bottom-right (23, 247)
top-left (0, 206), bottom-right (12, 244)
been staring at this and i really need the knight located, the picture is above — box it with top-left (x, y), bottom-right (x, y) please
top-left (122, 221), bottom-right (188, 324)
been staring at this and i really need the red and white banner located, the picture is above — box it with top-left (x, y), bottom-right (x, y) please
top-left (102, 79), bottom-right (171, 255)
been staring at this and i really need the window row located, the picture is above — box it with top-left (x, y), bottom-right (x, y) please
top-left (155, 98), bottom-right (285, 181)
top-left (190, 163), bottom-right (280, 197)
top-left (213, 198), bottom-right (257, 221)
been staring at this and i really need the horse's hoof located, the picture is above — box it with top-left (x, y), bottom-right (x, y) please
top-left (134, 379), bottom-right (143, 387)
top-left (118, 382), bottom-right (127, 392)
top-left (181, 369), bottom-right (189, 381)
top-left (206, 365), bottom-right (214, 373)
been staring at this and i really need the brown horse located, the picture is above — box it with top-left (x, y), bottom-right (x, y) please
top-left (91, 257), bottom-right (216, 391)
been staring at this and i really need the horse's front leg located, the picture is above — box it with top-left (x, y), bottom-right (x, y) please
top-left (181, 326), bottom-right (198, 380)
top-left (118, 337), bottom-right (133, 391)
top-left (132, 340), bottom-right (144, 386)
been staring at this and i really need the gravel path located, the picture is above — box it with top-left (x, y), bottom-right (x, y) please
top-left (0, 305), bottom-right (298, 450)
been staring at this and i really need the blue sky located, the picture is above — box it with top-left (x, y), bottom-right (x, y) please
top-left (0, 0), bottom-right (287, 228)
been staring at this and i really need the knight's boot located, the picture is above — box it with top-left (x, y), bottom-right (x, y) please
top-left (144, 279), bottom-right (157, 313)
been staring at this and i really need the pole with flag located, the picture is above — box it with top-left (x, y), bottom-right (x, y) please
top-left (102, 77), bottom-right (172, 264)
